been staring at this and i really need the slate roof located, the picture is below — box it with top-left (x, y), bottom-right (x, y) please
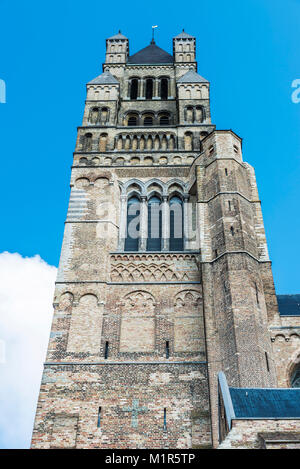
top-left (174, 30), bottom-right (195, 39)
top-left (127, 42), bottom-right (174, 65)
top-left (88, 70), bottom-right (119, 85)
top-left (277, 294), bottom-right (300, 316)
top-left (230, 388), bottom-right (300, 419)
top-left (177, 69), bottom-right (208, 84)
top-left (108, 31), bottom-right (128, 40)
top-left (218, 371), bottom-right (300, 431)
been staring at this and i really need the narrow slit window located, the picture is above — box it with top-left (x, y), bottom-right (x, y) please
top-left (97, 407), bottom-right (102, 428)
top-left (163, 408), bottom-right (167, 431)
top-left (230, 226), bottom-right (235, 236)
top-left (104, 341), bottom-right (109, 359)
top-left (228, 201), bottom-right (231, 211)
top-left (265, 352), bottom-right (270, 372)
top-left (225, 168), bottom-right (228, 176)
top-left (255, 283), bottom-right (260, 306)
top-left (166, 341), bottom-right (170, 359)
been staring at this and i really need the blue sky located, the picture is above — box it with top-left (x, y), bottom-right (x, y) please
top-left (0, 0), bottom-right (299, 293)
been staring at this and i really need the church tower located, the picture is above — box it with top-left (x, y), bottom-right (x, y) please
top-left (31, 30), bottom-right (282, 449)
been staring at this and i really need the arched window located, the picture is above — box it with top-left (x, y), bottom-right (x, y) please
top-left (83, 133), bottom-right (92, 151)
top-left (159, 114), bottom-right (170, 126)
top-left (195, 106), bottom-right (204, 123)
top-left (89, 107), bottom-right (100, 124)
top-left (144, 115), bottom-right (153, 126)
top-left (125, 197), bottom-right (140, 252)
top-left (184, 132), bottom-right (193, 150)
top-left (147, 196), bottom-right (162, 251)
top-left (291, 365), bottom-right (300, 388)
top-left (130, 79), bottom-right (138, 100)
top-left (100, 107), bottom-right (109, 124)
top-left (186, 106), bottom-right (194, 123)
top-left (160, 78), bottom-right (168, 100)
top-left (99, 133), bottom-right (108, 152)
top-left (128, 115), bottom-right (138, 126)
top-left (145, 78), bottom-right (153, 99)
top-left (169, 196), bottom-right (184, 251)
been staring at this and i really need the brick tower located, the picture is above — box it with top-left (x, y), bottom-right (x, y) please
top-left (31, 30), bottom-right (282, 449)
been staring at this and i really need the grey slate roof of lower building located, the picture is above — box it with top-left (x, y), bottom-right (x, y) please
top-left (229, 388), bottom-right (300, 419)
top-left (127, 43), bottom-right (174, 65)
top-left (88, 70), bottom-right (119, 85)
top-left (277, 294), bottom-right (300, 316)
top-left (177, 69), bottom-right (209, 84)
top-left (218, 372), bottom-right (300, 431)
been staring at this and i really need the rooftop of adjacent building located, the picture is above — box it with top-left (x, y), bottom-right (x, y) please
top-left (218, 372), bottom-right (300, 432)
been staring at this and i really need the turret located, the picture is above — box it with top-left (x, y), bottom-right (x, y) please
top-left (173, 30), bottom-right (196, 65)
top-left (105, 31), bottom-right (129, 64)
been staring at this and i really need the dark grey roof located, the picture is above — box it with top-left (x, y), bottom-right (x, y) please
top-left (218, 371), bottom-right (300, 432)
top-left (177, 69), bottom-right (208, 84)
top-left (174, 30), bottom-right (195, 39)
top-left (88, 70), bottom-right (119, 85)
top-left (230, 388), bottom-right (300, 419)
top-left (277, 295), bottom-right (300, 316)
top-left (127, 42), bottom-right (174, 65)
top-left (108, 31), bottom-right (128, 40)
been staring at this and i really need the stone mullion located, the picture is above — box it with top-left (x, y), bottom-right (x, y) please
top-left (139, 78), bottom-right (145, 100)
top-left (139, 196), bottom-right (148, 251)
top-left (162, 196), bottom-right (170, 251)
top-left (118, 195), bottom-right (127, 251)
top-left (183, 195), bottom-right (190, 251)
top-left (170, 79), bottom-right (176, 99)
top-left (154, 78), bottom-right (159, 99)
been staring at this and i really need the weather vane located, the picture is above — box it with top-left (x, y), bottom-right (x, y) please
top-left (151, 25), bottom-right (158, 43)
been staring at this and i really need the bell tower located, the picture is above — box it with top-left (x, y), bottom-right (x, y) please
top-left (31, 30), bottom-right (281, 450)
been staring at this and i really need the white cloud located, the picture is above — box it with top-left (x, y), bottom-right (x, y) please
top-left (0, 252), bottom-right (57, 449)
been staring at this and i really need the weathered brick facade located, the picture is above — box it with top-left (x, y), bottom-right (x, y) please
top-left (31, 30), bottom-right (300, 450)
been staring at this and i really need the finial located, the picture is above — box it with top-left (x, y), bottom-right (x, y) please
top-left (183, 28), bottom-right (185, 32)
top-left (119, 30), bottom-right (121, 34)
top-left (151, 25), bottom-right (158, 44)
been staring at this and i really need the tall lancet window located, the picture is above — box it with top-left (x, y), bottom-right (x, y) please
top-left (160, 78), bottom-right (168, 100)
top-left (145, 78), bottom-right (153, 99)
top-left (291, 366), bottom-right (300, 388)
top-left (147, 196), bottom-right (162, 251)
top-left (130, 79), bottom-right (138, 100)
top-left (125, 196), bottom-right (140, 252)
top-left (169, 196), bottom-right (184, 251)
